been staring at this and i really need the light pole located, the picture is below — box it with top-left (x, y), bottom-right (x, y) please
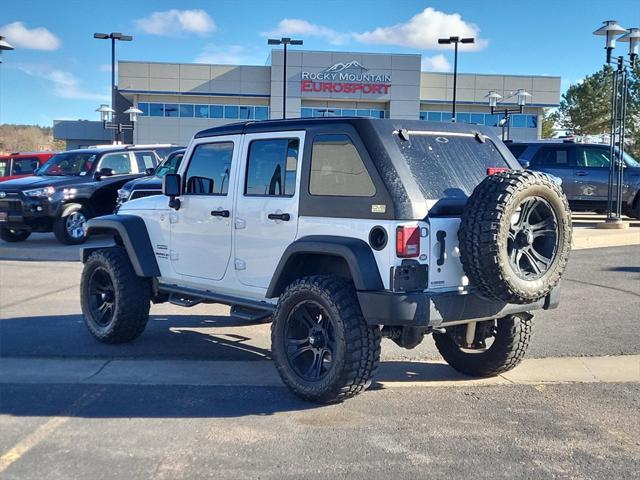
top-left (593, 20), bottom-right (638, 227)
top-left (95, 104), bottom-right (142, 140)
top-left (94, 32), bottom-right (133, 142)
top-left (485, 89), bottom-right (531, 141)
top-left (0, 36), bottom-right (14, 63)
top-left (267, 37), bottom-right (303, 119)
top-left (438, 36), bottom-right (474, 122)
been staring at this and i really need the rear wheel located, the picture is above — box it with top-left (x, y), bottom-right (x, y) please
top-left (434, 314), bottom-right (533, 377)
top-left (0, 227), bottom-right (31, 242)
top-left (54, 203), bottom-right (89, 245)
top-left (271, 275), bottom-right (381, 403)
top-left (80, 248), bottom-right (151, 343)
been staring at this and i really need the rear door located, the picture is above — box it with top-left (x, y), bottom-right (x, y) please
top-left (234, 132), bottom-right (303, 289)
top-left (529, 146), bottom-right (577, 199)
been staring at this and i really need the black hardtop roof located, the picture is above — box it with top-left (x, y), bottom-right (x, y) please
top-left (194, 117), bottom-right (495, 139)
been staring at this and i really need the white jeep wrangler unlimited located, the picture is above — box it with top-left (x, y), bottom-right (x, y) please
top-left (79, 118), bottom-right (572, 403)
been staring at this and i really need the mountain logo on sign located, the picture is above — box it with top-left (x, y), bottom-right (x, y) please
top-left (323, 61), bottom-right (368, 73)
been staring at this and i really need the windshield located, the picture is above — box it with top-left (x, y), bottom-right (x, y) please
top-left (155, 152), bottom-right (184, 177)
top-left (395, 132), bottom-right (510, 199)
top-left (38, 152), bottom-right (97, 176)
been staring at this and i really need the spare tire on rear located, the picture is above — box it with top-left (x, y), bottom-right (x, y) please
top-left (459, 170), bottom-right (571, 304)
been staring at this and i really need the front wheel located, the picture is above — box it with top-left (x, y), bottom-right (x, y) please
top-left (271, 276), bottom-right (381, 403)
top-left (53, 203), bottom-right (89, 245)
top-left (0, 227), bottom-right (31, 242)
top-left (80, 247), bottom-right (151, 343)
top-left (434, 313), bottom-right (533, 377)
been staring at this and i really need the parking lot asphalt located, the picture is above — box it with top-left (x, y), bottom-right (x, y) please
top-left (1, 224), bottom-right (639, 479)
top-left (1, 245), bottom-right (638, 361)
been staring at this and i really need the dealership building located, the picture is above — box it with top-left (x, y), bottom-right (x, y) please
top-left (55, 49), bottom-right (561, 147)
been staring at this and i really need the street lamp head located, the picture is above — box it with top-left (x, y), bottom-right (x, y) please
top-left (485, 90), bottom-right (502, 108)
top-left (593, 20), bottom-right (627, 62)
top-left (438, 38), bottom-right (452, 44)
top-left (516, 89), bottom-right (532, 106)
top-left (267, 38), bottom-right (282, 45)
top-left (123, 107), bottom-right (143, 123)
top-left (0, 36), bottom-right (14, 63)
top-left (460, 37), bottom-right (475, 44)
top-left (93, 33), bottom-right (109, 39)
top-left (96, 104), bottom-right (115, 122)
top-left (619, 28), bottom-right (640, 63)
top-left (119, 35), bottom-right (133, 42)
top-left (290, 39), bottom-right (304, 45)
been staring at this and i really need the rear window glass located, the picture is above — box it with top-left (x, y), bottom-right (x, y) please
top-left (11, 157), bottom-right (40, 175)
top-left (506, 144), bottom-right (528, 158)
top-left (395, 133), bottom-right (509, 199)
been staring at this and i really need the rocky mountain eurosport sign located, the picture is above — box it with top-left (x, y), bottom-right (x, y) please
top-left (301, 61), bottom-right (392, 94)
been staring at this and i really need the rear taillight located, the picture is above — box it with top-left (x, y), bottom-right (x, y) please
top-left (396, 226), bottom-right (420, 258)
top-left (487, 167), bottom-right (509, 175)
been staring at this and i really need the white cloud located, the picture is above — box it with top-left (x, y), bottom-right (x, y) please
top-left (421, 54), bottom-right (451, 72)
top-left (354, 7), bottom-right (487, 51)
top-left (263, 19), bottom-right (349, 45)
top-left (194, 45), bottom-right (263, 65)
top-left (0, 21), bottom-right (60, 50)
top-left (135, 9), bottom-right (215, 36)
top-left (18, 64), bottom-right (109, 102)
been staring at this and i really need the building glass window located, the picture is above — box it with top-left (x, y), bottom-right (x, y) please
top-left (164, 104), bottom-right (179, 117)
top-left (149, 103), bottom-right (164, 117)
top-left (356, 109), bottom-right (370, 117)
top-left (341, 109), bottom-right (356, 116)
top-left (239, 106), bottom-right (253, 119)
top-left (138, 103), bottom-right (149, 116)
top-left (301, 108), bottom-right (313, 118)
top-left (457, 113), bottom-right (471, 123)
top-left (210, 105), bottom-right (224, 119)
top-left (310, 134), bottom-right (375, 197)
top-left (184, 142), bottom-right (234, 195)
top-left (195, 104), bottom-right (209, 118)
top-left (526, 115), bottom-right (538, 128)
top-left (484, 114), bottom-right (499, 127)
top-left (255, 106), bottom-right (269, 120)
top-left (245, 138), bottom-right (299, 197)
top-left (441, 112), bottom-right (452, 122)
top-left (470, 113), bottom-right (484, 125)
top-left (427, 111), bottom-right (441, 121)
top-left (224, 105), bottom-right (239, 119)
top-left (179, 104), bottom-right (194, 118)
top-left (511, 114), bottom-right (527, 128)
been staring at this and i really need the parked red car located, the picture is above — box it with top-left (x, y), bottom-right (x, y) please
top-left (0, 152), bottom-right (54, 182)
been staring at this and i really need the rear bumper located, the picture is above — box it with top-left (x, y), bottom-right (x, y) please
top-left (357, 286), bottom-right (560, 327)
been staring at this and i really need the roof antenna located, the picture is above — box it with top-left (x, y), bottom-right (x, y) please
top-left (398, 129), bottom-right (410, 141)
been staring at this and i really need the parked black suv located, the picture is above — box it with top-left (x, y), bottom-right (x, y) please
top-left (116, 148), bottom-right (185, 207)
top-left (506, 140), bottom-right (640, 218)
top-left (0, 146), bottom-right (163, 244)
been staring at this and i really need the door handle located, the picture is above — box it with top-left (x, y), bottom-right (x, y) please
top-left (210, 210), bottom-right (230, 218)
top-left (575, 171), bottom-right (588, 176)
top-left (436, 230), bottom-right (446, 266)
top-left (268, 213), bottom-right (290, 221)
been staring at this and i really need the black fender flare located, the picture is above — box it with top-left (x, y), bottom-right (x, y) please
top-left (80, 214), bottom-right (160, 277)
top-left (265, 235), bottom-right (384, 298)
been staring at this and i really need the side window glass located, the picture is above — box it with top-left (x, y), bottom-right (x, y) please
top-left (310, 134), bottom-right (376, 197)
top-left (0, 159), bottom-right (7, 176)
top-left (98, 153), bottom-right (133, 174)
top-left (245, 139), bottom-right (299, 197)
top-left (12, 157), bottom-right (39, 175)
top-left (531, 147), bottom-right (571, 167)
top-left (578, 148), bottom-right (610, 168)
top-left (184, 142), bottom-right (234, 195)
top-left (134, 151), bottom-right (157, 171)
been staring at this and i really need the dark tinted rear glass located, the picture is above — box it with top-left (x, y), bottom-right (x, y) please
top-left (395, 133), bottom-right (509, 199)
top-left (506, 144), bottom-right (528, 158)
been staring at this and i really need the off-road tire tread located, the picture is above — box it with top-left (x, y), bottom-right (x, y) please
top-left (81, 247), bottom-right (151, 343)
top-left (271, 275), bottom-right (381, 403)
top-left (459, 170), bottom-right (571, 304)
top-left (434, 314), bottom-right (533, 377)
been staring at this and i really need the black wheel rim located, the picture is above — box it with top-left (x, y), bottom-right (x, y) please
top-left (88, 268), bottom-right (115, 326)
top-left (284, 300), bottom-right (336, 381)
top-left (507, 196), bottom-right (559, 280)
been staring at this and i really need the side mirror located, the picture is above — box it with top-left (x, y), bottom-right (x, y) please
top-left (96, 167), bottom-right (114, 180)
top-left (145, 167), bottom-right (155, 176)
top-left (163, 173), bottom-right (181, 209)
top-left (519, 160), bottom-right (530, 169)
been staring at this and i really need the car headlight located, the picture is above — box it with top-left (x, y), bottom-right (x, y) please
top-left (117, 189), bottom-right (130, 201)
top-left (24, 186), bottom-right (55, 198)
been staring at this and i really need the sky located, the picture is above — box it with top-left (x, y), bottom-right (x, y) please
top-left (0, 0), bottom-right (638, 126)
